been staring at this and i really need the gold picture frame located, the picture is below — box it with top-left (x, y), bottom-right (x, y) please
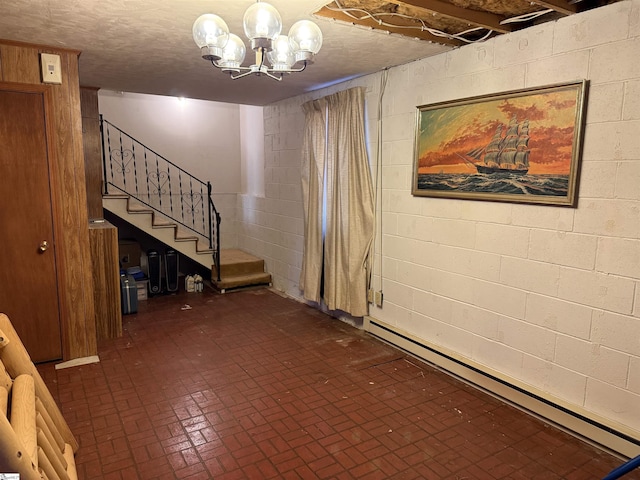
top-left (412, 80), bottom-right (588, 206)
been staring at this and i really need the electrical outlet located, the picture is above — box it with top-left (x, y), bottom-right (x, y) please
top-left (367, 289), bottom-right (374, 303)
top-left (374, 290), bottom-right (383, 307)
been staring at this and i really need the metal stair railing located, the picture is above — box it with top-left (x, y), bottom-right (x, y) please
top-left (100, 116), bottom-right (221, 281)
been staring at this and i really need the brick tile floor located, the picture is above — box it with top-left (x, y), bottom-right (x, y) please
top-left (37, 288), bottom-right (629, 479)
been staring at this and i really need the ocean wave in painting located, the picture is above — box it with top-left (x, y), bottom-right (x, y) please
top-left (416, 173), bottom-right (569, 196)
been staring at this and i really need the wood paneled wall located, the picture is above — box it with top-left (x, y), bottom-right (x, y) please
top-left (0, 39), bottom-right (97, 360)
top-left (89, 221), bottom-right (122, 340)
top-left (81, 87), bottom-right (104, 220)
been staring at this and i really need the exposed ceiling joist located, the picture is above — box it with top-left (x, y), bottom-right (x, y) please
top-left (392, 0), bottom-right (512, 34)
top-left (531, 1), bottom-right (578, 15)
top-left (314, 5), bottom-right (464, 46)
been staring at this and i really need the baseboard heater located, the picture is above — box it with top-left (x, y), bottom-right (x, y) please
top-left (364, 316), bottom-right (639, 459)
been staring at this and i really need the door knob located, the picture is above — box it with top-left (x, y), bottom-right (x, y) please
top-left (39, 240), bottom-right (49, 252)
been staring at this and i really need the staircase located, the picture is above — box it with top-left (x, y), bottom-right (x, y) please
top-left (103, 193), bottom-right (214, 268)
top-left (104, 194), bottom-right (272, 292)
top-left (101, 117), bottom-right (271, 292)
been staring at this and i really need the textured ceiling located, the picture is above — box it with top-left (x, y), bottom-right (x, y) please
top-left (0, 0), bottom-right (621, 106)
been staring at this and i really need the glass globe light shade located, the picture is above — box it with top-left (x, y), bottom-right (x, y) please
top-left (267, 35), bottom-right (295, 71)
top-left (243, 2), bottom-right (282, 40)
top-left (219, 34), bottom-right (246, 71)
top-left (192, 14), bottom-right (229, 49)
top-left (288, 20), bottom-right (323, 56)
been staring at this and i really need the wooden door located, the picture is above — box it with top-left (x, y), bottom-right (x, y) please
top-left (0, 85), bottom-right (63, 362)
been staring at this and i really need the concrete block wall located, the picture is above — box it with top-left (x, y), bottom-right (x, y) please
top-left (237, 0), bottom-right (640, 438)
top-left (237, 100), bottom-right (307, 294)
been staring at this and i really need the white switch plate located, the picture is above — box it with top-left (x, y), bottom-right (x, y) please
top-left (40, 53), bottom-right (62, 84)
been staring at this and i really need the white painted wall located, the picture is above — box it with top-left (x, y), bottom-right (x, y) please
top-left (237, 0), bottom-right (640, 442)
top-left (98, 90), bottom-right (243, 247)
top-left (239, 105), bottom-right (265, 197)
top-left (99, 91), bottom-right (241, 193)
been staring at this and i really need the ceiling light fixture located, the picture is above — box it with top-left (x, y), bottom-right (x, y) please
top-left (192, 1), bottom-right (323, 81)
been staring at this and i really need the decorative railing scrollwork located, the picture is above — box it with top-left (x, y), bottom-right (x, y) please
top-left (111, 148), bottom-right (134, 175)
top-left (148, 170), bottom-right (170, 196)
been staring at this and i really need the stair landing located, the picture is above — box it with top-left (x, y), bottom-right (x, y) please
top-left (212, 249), bottom-right (272, 293)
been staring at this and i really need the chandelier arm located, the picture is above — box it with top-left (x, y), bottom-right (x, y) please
top-left (210, 59), bottom-right (253, 73)
top-left (260, 70), bottom-right (285, 81)
top-left (264, 61), bottom-right (308, 75)
top-left (285, 61), bottom-right (308, 73)
top-left (229, 70), bottom-right (262, 80)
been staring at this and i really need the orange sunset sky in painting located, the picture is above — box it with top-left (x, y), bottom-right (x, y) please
top-left (417, 87), bottom-right (579, 175)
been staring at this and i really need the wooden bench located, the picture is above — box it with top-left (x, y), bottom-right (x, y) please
top-left (0, 313), bottom-right (78, 480)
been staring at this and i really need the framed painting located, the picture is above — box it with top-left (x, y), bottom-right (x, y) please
top-left (412, 80), bottom-right (588, 206)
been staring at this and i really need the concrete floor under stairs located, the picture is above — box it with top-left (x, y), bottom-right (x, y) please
top-left (103, 194), bottom-right (271, 292)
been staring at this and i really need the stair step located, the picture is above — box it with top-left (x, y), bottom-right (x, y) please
top-left (175, 235), bottom-right (198, 242)
top-left (194, 240), bottom-right (213, 254)
top-left (128, 204), bottom-right (153, 214)
top-left (152, 219), bottom-right (177, 228)
top-left (212, 272), bottom-right (272, 292)
top-left (213, 249), bottom-right (266, 277)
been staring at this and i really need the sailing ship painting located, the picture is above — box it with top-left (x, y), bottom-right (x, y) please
top-left (462, 116), bottom-right (530, 175)
top-left (412, 81), bottom-right (587, 206)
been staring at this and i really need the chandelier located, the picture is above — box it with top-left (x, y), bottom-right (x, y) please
top-left (192, 1), bottom-right (323, 81)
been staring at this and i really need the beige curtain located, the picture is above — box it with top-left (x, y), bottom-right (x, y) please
top-left (300, 87), bottom-right (374, 317)
top-left (299, 98), bottom-right (326, 304)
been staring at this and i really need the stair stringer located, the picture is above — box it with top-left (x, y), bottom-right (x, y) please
top-left (103, 194), bottom-right (214, 269)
